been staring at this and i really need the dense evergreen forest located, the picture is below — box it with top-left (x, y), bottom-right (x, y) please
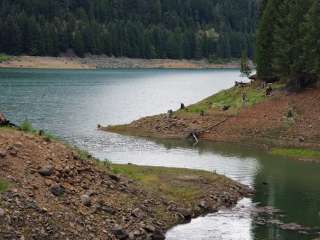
top-left (256, 0), bottom-right (320, 88)
top-left (0, 0), bottom-right (259, 59)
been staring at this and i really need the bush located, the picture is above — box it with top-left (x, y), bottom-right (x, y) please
top-left (20, 120), bottom-right (36, 133)
top-left (0, 53), bottom-right (11, 63)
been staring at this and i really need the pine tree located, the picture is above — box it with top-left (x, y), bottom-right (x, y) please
top-left (303, 0), bottom-right (320, 78)
top-left (255, 0), bottom-right (279, 80)
top-left (272, 0), bottom-right (311, 84)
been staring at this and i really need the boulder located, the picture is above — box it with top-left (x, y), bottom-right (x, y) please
top-left (38, 165), bottom-right (54, 177)
top-left (112, 225), bottom-right (128, 240)
top-left (80, 194), bottom-right (91, 207)
top-left (0, 150), bottom-right (7, 158)
top-left (151, 230), bottom-right (165, 240)
top-left (0, 208), bottom-right (5, 217)
top-left (50, 184), bottom-right (65, 197)
top-left (0, 113), bottom-right (8, 126)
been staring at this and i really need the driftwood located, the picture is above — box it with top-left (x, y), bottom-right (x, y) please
top-left (187, 118), bottom-right (230, 144)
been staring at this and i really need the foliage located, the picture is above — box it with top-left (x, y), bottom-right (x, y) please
top-left (0, 0), bottom-right (259, 60)
top-left (77, 149), bottom-right (92, 161)
top-left (0, 53), bottom-right (11, 63)
top-left (0, 179), bottom-right (9, 193)
top-left (20, 120), bottom-right (36, 133)
top-left (255, 0), bottom-right (319, 88)
top-left (20, 120), bottom-right (56, 142)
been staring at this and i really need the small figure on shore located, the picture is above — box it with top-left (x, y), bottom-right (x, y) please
top-left (266, 85), bottom-right (273, 96)
top-left (222, 105), bottom-right (230, 111)
top-left (200, 110), bottom-right (205, 116)
top-left (242, 92), bottom-right (247, 105)
top-left (180, 103), bottom-right (185, 110)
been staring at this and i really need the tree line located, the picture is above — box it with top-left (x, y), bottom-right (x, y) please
top-left (0, 0), bottom-right (259, 59)
top-left (255, 0), bottom-right (320, 89)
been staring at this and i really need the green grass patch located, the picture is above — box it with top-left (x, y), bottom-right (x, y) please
top-left (0, 53), bottom-right (11, 63)
top-left (0, 179), bottom-right (9, 193)
top-left (271, 148), bottom-right (320, 159)
top-left (20, 120), bottom-right (37, 134)
top-left (111, 164), bottom-right (221, 203)
top-left (184, 83), bottom-right (284, 114)
top-left (19, 120), bottom-right (57, 142)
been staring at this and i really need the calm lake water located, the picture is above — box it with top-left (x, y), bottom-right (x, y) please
top-left (0, 68), bottom-right (319, 240)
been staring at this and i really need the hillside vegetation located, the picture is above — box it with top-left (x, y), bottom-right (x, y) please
top-left (0, 0), bottom-right (259, 59)
top-left (256, 0), bottom-right (320, 89)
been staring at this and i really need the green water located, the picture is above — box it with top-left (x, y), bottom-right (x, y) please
top-left (0, 68), bottom-right (319, 240)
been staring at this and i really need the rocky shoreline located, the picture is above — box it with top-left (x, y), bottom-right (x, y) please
top-left (0, 55), bottom-right (240, 70)
top-left (0, 123), bottom-right (251, 240)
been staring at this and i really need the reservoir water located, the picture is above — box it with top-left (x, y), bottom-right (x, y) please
top-left (0, 68), bottom-right (319, 240)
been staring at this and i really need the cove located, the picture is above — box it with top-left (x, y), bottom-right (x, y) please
top-left (0, 68), bottom-right (319, 239)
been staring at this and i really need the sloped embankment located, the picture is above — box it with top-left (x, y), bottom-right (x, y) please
top-left (0, 127), bottom-right (250, 240)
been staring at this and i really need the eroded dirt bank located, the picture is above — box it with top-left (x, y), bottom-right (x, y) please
top-left (0, 127), bottom-right (250, 240)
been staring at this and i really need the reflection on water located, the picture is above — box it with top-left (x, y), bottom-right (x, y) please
top-left (167, 198), bottom-right (254, 240)
top-left (0, 68), bottom-right (319, 240)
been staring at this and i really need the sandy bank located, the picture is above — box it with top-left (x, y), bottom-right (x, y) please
top-left (0, 55), bottom-right (240, 70)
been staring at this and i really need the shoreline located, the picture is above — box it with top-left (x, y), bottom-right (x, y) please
top-left (0, 55), bottom-right (240, 70)
top-left (102, 83), bottom-right (320, 162)
top-left (0, 125), bottom-right (250, 239)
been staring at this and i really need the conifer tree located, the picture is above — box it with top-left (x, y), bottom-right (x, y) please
top-left (303, 0), bottom-right (320, 78)
top-left (255, 0), bottom-right (279, 80)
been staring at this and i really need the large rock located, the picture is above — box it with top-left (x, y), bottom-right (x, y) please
top-left (0, 113), bottom-right (8, 126)
top-left (112, 225), bottom-right (128, 239)
top-left (50, 184), bottom-right (65, 197)
top-left (151, 230), bottom-right (165, 240)
top-left (0, 113), bottom-right (15, 127)
top-left (0, 208), bottom-right (5, 217)
top-left (38, 165), bottom-right (54, 177)
top-left (80, 194), bottom-right (91, 207)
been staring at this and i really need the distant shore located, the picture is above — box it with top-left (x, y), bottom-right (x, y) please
top-left (0, 55), bottom-right (240, 70)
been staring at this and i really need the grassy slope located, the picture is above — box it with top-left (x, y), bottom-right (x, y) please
top-left (184, 82), bottom-right (285, 114)
top-left (111, 164), bottom-right (221, 203)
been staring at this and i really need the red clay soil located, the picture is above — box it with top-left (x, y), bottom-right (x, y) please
top-left (104, 88), bottom-right (320, 150)
top-left (0, 128), bottom-right (249, 240)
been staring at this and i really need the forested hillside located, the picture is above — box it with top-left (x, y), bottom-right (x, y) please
top-left (256, 0), bottom-right (320, 88)
top-left (0, 0), bottom-right (259, 59)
